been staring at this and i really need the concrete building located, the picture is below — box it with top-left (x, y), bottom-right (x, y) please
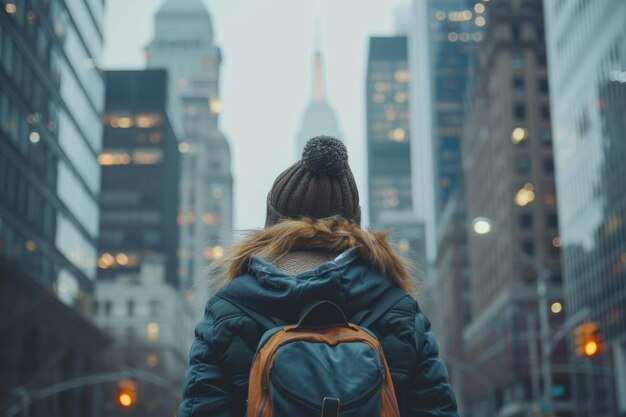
top-left (0, 0), bottom-right (107, 415)
top-left (95, 69), bottom-right (193, 417)
top-left (295, 30), bottom-right (342, 159)
top-left (98, 70), bottom-right (181, 287)
top-left (461, 1), bottom-right (568, 415)
top-left (146, 0), bottom-right (233, 318)
top-left (366, 36), bottom-right (426, 290)
top-left (544, 1), bottom-right (626, 415)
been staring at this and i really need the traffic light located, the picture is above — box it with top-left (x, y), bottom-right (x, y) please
top-left (574, 322), bottom-right (602, 357)
top-left (117, 379), bottom-right (137, 407)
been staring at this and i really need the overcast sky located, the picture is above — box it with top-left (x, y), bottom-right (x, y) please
top-left (103, 0), bottom-right (408, 230)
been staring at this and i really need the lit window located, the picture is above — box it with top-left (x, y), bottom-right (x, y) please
top-left (382, 187), bottom-right (400, 208)
top-left (514, 183), bottom-right (535, 207)
top-left (373, 93), bottom-right (385, 104)
top-left (29, 131), bottom-right (40, 143)
top-left (25, 240), bottom-right (37, 252)
top-left (135, 113), bottom-right (161, 128)
top-left (552, 237), bottom-right (560, 248)
top-left (212, 187), bottom-right (224, 199)
top-left (116, 253), bottom-right (129, 266)
top-left (448, 32), bottom-right (459, 42)
top-left (179, 141), bottom-right (190, 153)
top-left (389, 128), bottom-right (407, 142)
top-left (203, 246), bottom-right (225, 261)
top-left (109, 116), bottom-right (134, 129)
top-left (472, 33), bottom-right (483, 42)
top-left (394, 92), bottom-right (408, 103)
top-left (374, 82), bottom-right (388, 92)
top-left (98, 152), bottom-right (131, 166)
top-left (475, 16), bottom-right (486, 27)
top-left (98, 253), bottom-right (115, 269)
top-left (394, 70), bottom-right (411, 82)
top-left (5, 3), bottom-right (17, 14)
top-left (147, 323), bottom-right (159, 342)
top-left (202, 213), bottom-right (219, 225)
top-left (99, 153), bottom-right (130, 166)
top-left (147, 354), bottom-right (158, 367)
top-left (448, 11), bottom-right (472, 21)
top-left (474, 3), bottom-right (485, 13)
top-left (398, 239), bottom-right (410, 253)
top-left (460, 33), bottom-right (470, 42)
top-left (385, 110), bottom-right (396, 121)
top-left (511, 127), bottom-right (528, 144)
top-left (435, 10), bottom-right (446, 20)
top-left (209, 97), bottom-right (222, 114)
top-left (54, 20), bottom-right (65, 38)
top-left (133, 148), bottom-right (163, 165)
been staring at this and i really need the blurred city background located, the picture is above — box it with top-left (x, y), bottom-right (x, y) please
top-left (0, 0), bottom-right (625, 416)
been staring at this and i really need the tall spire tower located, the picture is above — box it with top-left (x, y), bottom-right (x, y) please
top-left (295, 12), bottom-right (342, 159)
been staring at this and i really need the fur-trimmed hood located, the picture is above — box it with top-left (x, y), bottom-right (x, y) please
top-left (221, 216), bottom-right (415, 294)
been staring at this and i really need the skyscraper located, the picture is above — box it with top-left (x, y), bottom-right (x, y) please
top-left (408, 0), bottom-right (483, 385)
top-left (366, 36), bottom-right (425, 288)
top-left (0, 0), bottom-right (106, 414)
top-left (544, 0), bottom-right (626, 414)
top-left (461, 1), bottom-right (568, 415)
top-left (98, 70), bottom-right (180, 287)
top-left (146, 0), bottom-right (233, 317)
top-left (295, 27), bottom-right (342, 159)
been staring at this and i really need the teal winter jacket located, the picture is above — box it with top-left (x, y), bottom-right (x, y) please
top-left (178, 249), bottom-right (458, 417)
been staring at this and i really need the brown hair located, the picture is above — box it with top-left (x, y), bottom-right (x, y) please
top-left (215, 216), bottom-right (417, 295)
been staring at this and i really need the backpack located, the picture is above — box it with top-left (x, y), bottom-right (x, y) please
top-left (217, 288), bottom-right (408, 417)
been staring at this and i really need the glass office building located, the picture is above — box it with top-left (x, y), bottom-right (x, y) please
top-left (0, 0), bottom-right (106, 415)
top-left (545, 1), bottom-right (626, 415)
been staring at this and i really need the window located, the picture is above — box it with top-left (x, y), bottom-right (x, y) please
top-left (514, 104), bottom-right (526, 120)
top-left (547, 213), bottom-right (559, 229)
top-left (516, 156), bottom-right (531, 175)
top-left (544, 158), bottom-right (554, 173)
top-left (538, 79), bottom-right (549, 93)
top-left (519, 213), bottom-right (533, 229)
top-left (511, 51), bottom-right (524, 69)
top-left (541, 105), bottom-right (551, 120)
top-left (513, 78), bottom-right (525, 95)
top-left (511, 24), bottom-right (521, 41)
top-left (537, 52), bottom-right (547, 66)
top-left (541, 129), bottom-right (552, 145)
top-left (521, 241), bottom-right (535, 255)
top-left (149, 300), bottom-right (161, 318)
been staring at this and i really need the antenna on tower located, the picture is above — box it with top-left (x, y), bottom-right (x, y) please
top-left (314, 0), bottom-right (322, 52)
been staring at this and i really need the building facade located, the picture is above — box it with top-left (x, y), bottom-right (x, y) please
top-left (408, 1), bottom-right (484, 394)
top-left (98, 70), bottom-right (180, 287)
top-left (461, 0), bottom-right (568, 415)
top-left (544, 0), bottom-right (626, 415)
top-left (146, 0), bottom-right (233, 318)
top-left (0, 0), bottom-right (107, 415)
top-left (366, 36), bottom-right (426, 291)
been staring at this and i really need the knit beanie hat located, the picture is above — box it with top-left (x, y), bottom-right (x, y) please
top-left (265, 136), bottom-right (361, 227)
